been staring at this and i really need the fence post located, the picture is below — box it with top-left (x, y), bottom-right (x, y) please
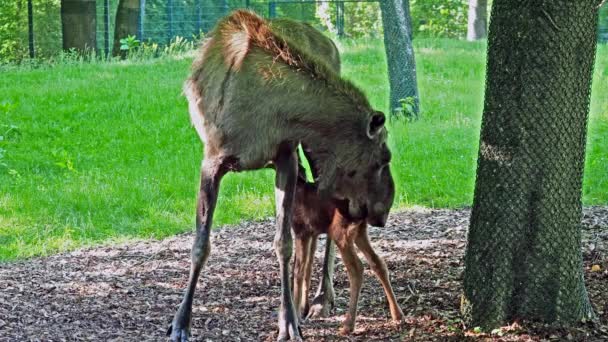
top-left (269, 1), bottom-right (276, 18)
top-left (27, 0), bottom-right (35, 58)
top-left (138, 0), bottom-right (146, 41)
top-left (196, 0), bottom-right (202, 33)
top-left (104, 0), bottom-right (110, 57)
top-left (337, 1), bottom-right (345, 38)
top-left (167, 0), bottom-right (174, 44)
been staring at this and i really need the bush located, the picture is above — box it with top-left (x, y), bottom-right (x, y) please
top-left (345, 1), bottom-right (383, 39)
top-left (410, 0), bottom-right (468, 39)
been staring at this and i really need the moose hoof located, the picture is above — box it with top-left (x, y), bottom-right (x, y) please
top-left (306, 294), bottom-right (334, 319)
top-left (338, 325), bottom-right (353, 336)
top-left (167, 323), bottom-right (189, 342)
top-left (277, 330), bottom-right (303, 342)
top-left (277, 335), bottom-right (303, 342)
top-left (168, 310), bottom-right (191, 342)
top-left (277, 319), bottom-right (303, 342)
top-left (339, 315), bottom-right (355, 336)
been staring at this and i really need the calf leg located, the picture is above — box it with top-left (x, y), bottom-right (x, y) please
top-left (301, 235), bottom-right (317, 318)
top-left (169, 157), bottom-right (228, 342)
top-left (336, 242), bottom-right (364, 335)
top-left (355, 228), bottom-right (403, 322)
top-left (274, 147), bottom-right (302, 341)
top-left (307, 239), bottom-right (336, 319)
top-left (293, 233), bottom-right (312, 320)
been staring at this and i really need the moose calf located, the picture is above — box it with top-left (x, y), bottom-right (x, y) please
top-left (291, 153), bottom-right (403, 335)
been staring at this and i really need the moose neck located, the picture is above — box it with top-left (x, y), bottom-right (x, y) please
top-left (277, 76), bottom-right (368, 146)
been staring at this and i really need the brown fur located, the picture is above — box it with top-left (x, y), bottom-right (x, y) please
top-left (215, 10), bottom-right (369, 111)
top-left (170, 11), bottom-right (393, 342)
top-left (292, 172), bottom-right (403, 335)
top-left (187, 9), bottom-right (389, 208)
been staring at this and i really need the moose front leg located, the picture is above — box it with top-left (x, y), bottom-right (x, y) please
top-left (307, 239), bottom-right (336, 319)
top-left (168, 157), bottom-right (226, 342)
top-left (355, 228), bottom-right (403, 322)
top-left (274, 146), bottom-right (302, 341)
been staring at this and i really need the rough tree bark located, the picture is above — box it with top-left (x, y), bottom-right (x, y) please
top-left (462, 0), bottom-right (602, 329)
top-left (379, 0), bottom-right (420, 116)
top-left (60, 0), bottom-right (97, 52)
top-left (112, 0), bottom-right (140, 57)
top-left (466, 0), bottom-right (487, 41)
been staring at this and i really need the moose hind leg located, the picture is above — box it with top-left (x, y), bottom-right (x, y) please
top-left (308, 239), bottom-right (336, 319)
top-left (355, 228), bottom-right (403, 322)
top-left (168, 157), bottom-right (228, 342)
top-left (274, 146), bottom-right (302, 341)
top-left (336, 242), bottom-right (364, 335)
top-left (293, 233), bottom-right (312, 321)
top-left (301, 235), bottom-right (317, 318)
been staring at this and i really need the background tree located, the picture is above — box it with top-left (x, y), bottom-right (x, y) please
top-left (462, 0), bottom-right (602, 329)
top-left (466, 0), bottom-right (487, 40)
top-left (112, 0), bottom-right (141, 57)
top-left (60, 0), bottom-right (97, 52)
top-left (380, 0), bottom-right (420, 116)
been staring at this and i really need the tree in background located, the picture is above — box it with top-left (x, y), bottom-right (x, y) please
top-left (112, 0), bottom-right (141, 57)
top-left (60, 0), bottom-right (97, 52)
top-left (462, 0), bottom-right (602, 329)
top-left (466, 0), bottom-right (487, 41)
top-left (380, 0), bottom-right (420, 116)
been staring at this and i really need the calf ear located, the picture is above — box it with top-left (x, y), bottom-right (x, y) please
top-left (367, 111), bottom-right (386, 139)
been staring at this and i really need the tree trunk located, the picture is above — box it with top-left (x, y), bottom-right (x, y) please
top-left (112, 0), bottom-right (140, 57)
top-left (462, 0), bottom-right (602, 329)
top-left (379, 0), bottom-right (420, 117)
top-left (466, 0), bottom-right (487, 41)
top-left (60, 0), bottom-right (97, 53)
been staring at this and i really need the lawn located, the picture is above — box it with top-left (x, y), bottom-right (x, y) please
top-left (0, 39), bottom-right (606, 260)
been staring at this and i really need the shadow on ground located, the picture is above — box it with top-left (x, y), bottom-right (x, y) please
top-left (1, 208), bottom-right (607, 341)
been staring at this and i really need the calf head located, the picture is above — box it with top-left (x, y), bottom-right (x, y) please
top-left (312, 111), bottom-right (393, 222)
top-left (330, 139), bottom-right (394, 226)
top-left (365, 142), bottom-right (394, 227)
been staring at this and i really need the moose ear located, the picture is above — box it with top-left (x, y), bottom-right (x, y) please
top-left (367, 111), bottom-right (386, 139)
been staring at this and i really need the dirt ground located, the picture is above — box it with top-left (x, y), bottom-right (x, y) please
top-left (1, 207), bottom-right (607, 341)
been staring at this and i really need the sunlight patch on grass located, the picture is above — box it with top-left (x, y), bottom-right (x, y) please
top-left (0, 39), bottom-right (606, 260)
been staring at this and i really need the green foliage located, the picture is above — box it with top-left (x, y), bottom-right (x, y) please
top-left (0, 0), bottom-right (61, 63)
top-left (119, 35), bottom-right (141, 51)
top-left (0, 101), bottom-right (20, 178)
top-left (163, 36), bottom-right (194, 54)
top-left (0, 39), bottom-right (606, 261)
top-left (599, 4), bottom-right (608, 42)
top-left (274, 2), bottom-right (316, 24)
top-left (393, 96), bottom-right (418, 121)
top-left (0, 1), bottom-right (28, 63)
top-left (313, 2), bottom-right (382, 39)
top-left (344, 1), bottom-right (383, 39)
top-left (410, 0), bottom-right (468, 38)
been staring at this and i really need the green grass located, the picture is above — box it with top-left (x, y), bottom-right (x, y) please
top-left (0, 39), bottom-right (607, 261)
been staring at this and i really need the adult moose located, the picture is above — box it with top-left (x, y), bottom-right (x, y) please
top-left (168, 10), bottom-right (392, 341)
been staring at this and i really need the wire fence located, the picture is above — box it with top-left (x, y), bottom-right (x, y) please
top-left (17, 0), bottom-right (608, 59)
top-left (14, 0), bottom-right (378, 58)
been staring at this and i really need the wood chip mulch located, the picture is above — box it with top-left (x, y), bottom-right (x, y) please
top-left (0, 207), bottom-right (606, 341)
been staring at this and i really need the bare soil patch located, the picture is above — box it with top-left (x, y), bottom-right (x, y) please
top-left (1, 207), bottom-right (607, 341)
